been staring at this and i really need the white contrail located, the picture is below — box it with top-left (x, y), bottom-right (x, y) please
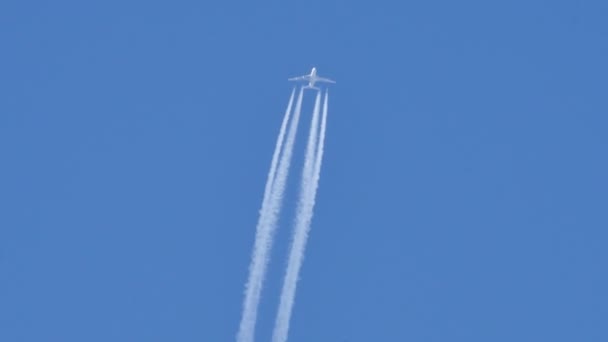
top-left (312, 90), bottom-right (329, 194)
top-left (237, 88), bottom-right (304, 342)
top-left (265, 88), bottom-right (296, 208)
top-left (272, 90), bottom-right (327, 342)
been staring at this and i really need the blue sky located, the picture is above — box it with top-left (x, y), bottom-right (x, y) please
top-left (1, 0), bottom-right (607, 341)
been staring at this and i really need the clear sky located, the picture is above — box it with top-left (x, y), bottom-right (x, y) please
top-left (1, 0), bottom-right (607, 341)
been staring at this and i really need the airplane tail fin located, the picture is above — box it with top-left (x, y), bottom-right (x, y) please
top-left (303, 85), bottom-right (320, 91)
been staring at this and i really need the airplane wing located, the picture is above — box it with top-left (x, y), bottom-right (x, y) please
top-left (316, 77), bottom-right (336, 84)
top-left (288, 75), bottom-right (310, 81)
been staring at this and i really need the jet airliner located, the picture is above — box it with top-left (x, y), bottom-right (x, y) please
top-left (288, 67), bottom-right (335, 89)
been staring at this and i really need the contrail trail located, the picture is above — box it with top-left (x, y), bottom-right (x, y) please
top-left (313, 90), bottom-right (329, 193)
top-left (265, 88), bottom-right (296, 207)
top-left (237, 88), bottom-right (304, 342)
top-left (272, 90), bottom-right (327, 342)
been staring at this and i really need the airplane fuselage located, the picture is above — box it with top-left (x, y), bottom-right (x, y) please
top-left (307, 68), bottom-right (318, 87)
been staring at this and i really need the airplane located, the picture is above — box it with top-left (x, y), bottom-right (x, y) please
top-left (288, 67), bottom-right (335, 89)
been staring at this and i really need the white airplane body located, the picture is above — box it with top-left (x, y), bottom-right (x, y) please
top-left (288, 67), bottom-right (335, 89)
